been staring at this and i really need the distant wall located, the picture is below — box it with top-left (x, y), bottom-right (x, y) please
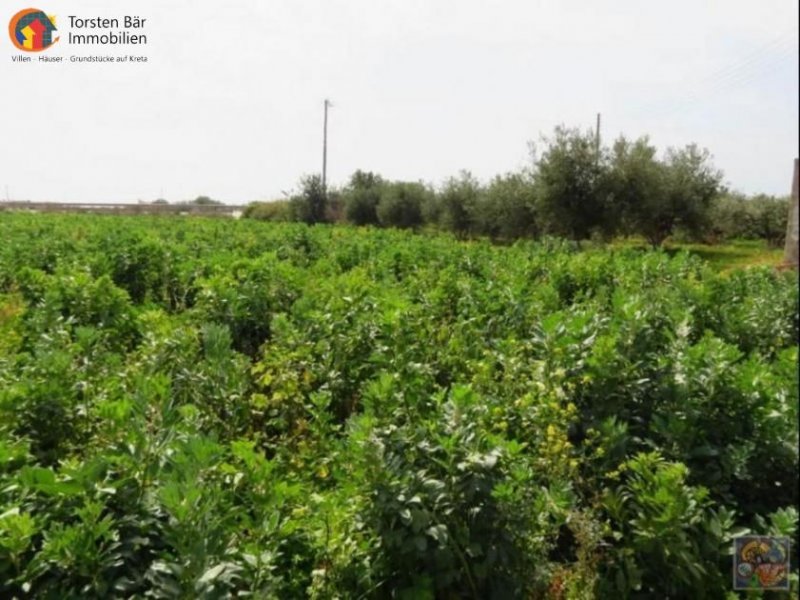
top-left (0, 202), bottom-right (246, 217)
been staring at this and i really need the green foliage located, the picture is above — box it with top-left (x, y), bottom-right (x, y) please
top-left (601, 452), bottom-right (735, 597)
top-left (290, 174), bottom-right (328, 224)
top-left (0, 213), bottom-right (796, 598)
top-left (94, 232), bottom-right (169, 304)
top-left (654, 144), bottom-right (723, 246)
top-left (343, 170), bottom-right (384, 226)
top-left (239, 124), bottom-right (758, 251)
top-left (710, 192), bottom-right (789, 246)
top-left (607, 137), bottom-right (724, 246)
top-left (194, 254), bottom-right (301, 356)
top-left (350, 386), bottom-right (554, 598)
top-left (243, 200), bottom-right (291, 222)
top-left (532, 126), bottom-right (608, 240)
top-left (476, 172), bottom-right (538, 240)
top-left (436, 171), bottom-right (482, 238)
top-left (607, 135), bottom-right (665, 238)
top-left (376, 181), bottom-right (431, 229)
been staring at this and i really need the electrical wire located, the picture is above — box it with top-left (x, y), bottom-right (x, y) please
top-left (628, 28), bottom-right (798, 121)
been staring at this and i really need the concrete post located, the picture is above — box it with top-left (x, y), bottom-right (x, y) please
top-left (784, 159), bottom-right (799, 268)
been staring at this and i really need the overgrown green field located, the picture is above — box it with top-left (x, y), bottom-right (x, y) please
top-left (674, 239), bottom-right (785, 272)
top-left (611, 238), bottom-right (786, 273)
top-left (0, 213), bottom-right (797, 598)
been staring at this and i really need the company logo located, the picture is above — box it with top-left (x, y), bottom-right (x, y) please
top-left (733, 536), bottom-right (790, 590)
top-left (8, 8), bottom-right (58, 51)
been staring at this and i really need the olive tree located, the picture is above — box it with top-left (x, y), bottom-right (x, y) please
top-left (473, 172), bottom-right (537, 240)
top-left (532, 126), bottom-right (608, 240)
top-left (376, 182), bottom-right (431, 229)
top-left (653, 144), bottom-right (722, 246)
top-left (289, 174), bottom-right (327, 224)
top-left (608, 138), bottom-right (722, 246)
top-left (607, 135), bottom-right (665, 239)
top-left (436, 171), bottom-right (482, 238)
top-left (343, 170), bottom-right (384, 226)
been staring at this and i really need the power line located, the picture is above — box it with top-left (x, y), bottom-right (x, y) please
top-left (631, 41), bottom-right (796, 123)
top-left (629, 29), bottom-right (797, 120)
top-left (632, 44), bottom-right (795, 120)
top-left (691, 30), bottom-right (793, 88)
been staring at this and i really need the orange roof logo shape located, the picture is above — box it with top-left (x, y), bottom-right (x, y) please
top-left (9, 8), bottom-right (59, 51)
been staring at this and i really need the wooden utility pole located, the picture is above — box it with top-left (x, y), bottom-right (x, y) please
top-left (784, 158), bottom-right (799, 268)
top-left (595, 113), bottom-right (601, 153)
top-left (322, 99), bottom-right (332, 197)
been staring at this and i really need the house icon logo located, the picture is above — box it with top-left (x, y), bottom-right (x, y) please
top-left (8, 8), bottom-right (58, 51)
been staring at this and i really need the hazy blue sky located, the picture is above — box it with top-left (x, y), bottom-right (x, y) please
top-left (1, 0), bottom-right (798, 203)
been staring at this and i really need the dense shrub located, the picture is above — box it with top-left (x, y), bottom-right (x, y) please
top-left (435, 171), bottom-right (482, 238)
top-left (0, 214), bottom-right (796, 598)
top-left (289, 174), bottom-right (328, 224)
top-left (532, 126), bottom-right (609, 240)
top-left (243, 200), bottom-right (291, 222)
top-left (475, 172), bottom-right (538, 240)
top-left (376, 181), bottom-right (431, 229)
top-left (343, 170), bottom-right (384, 226)
top-left (242, 126), bottom-right (769, 248)
top-left (710, 193), bottom-right (789, 246)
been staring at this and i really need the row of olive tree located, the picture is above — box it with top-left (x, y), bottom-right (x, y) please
top-left (708, 192), bottom-right (789, 246)
top-left (245, 126), bottom-right (787, 246)
top-left (474, 127), bottom-right (724, 246)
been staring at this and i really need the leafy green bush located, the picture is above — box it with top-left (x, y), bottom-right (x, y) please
top-left (601, 452), bottom-right (735, 598)
top-left (435, 171), bottom-right (483, 238)
top-left (0, 213), bottom-right (796, 598)
top-left (376, 182), bottom-right (431, 229)
top-left (475, 172), bottom-right (538, 240)
top-left (710, 193), bottom-right (789, 246)
top-left (289, 175), bottom-right (328, 224)
top-left (194, 254), bottom-right (301, 356)
top-left (343, 170), bottom-right (384, 226)
top-left (243, 200), bottom-right (292, 222)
